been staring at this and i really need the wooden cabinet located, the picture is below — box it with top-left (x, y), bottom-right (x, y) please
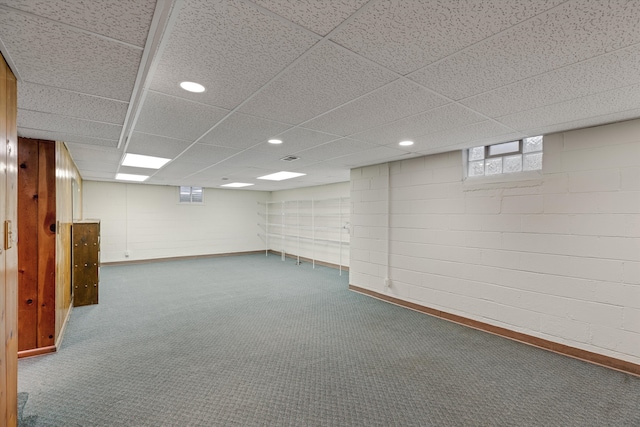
top-left (72, 221), bottom-right (100, 306)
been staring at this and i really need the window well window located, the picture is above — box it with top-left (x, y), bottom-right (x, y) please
top-left (179, 186), bottom-right (204, 203)
top-left (467, 136), bottom-right (543, 178)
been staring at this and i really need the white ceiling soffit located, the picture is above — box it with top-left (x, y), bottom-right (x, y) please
top-left (2, 0), bottom-right (640, 191)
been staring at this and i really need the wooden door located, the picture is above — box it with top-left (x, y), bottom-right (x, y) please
top-left (1, 52), bottom-right (19, 427)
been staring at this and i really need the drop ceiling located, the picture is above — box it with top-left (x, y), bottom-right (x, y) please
top-left (1, 0), bottom-right (639, 191)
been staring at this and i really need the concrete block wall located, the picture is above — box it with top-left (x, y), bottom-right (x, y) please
top-left (350, 119), bottom-right (640, 365)
top-left (83, 181), bottom-right (268, 262)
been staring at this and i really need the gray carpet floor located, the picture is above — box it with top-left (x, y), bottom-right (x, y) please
top-left (18, 254), bottom-right (640, 426)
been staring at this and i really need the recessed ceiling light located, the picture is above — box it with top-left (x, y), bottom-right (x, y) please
top-left (116, 173), bottom-right (148, 182)
top-left (221, 182), bottom-right (254, 188)
top-left (268, 139), bottom-right (283, 144)
top-left (399, 140), bottom-right (414, 146)
top-left (122, 153), bottom-right (171, 169)
top-left (257, 171), bottom-right (306, 181)
top-left (180, 81), bottom-right (205, 93)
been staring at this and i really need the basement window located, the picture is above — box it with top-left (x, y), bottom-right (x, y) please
top-left (467, 136), bottom-right (543, 178)
top-left (179, 186), bottom-right (204, 204)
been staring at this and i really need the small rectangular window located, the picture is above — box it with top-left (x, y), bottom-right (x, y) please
top-left (488, 140), bottom-right (519, 157)
top-left (466, 136), bottom-right (542, 178)
top-left (179, 186), bottom-right (204, 203)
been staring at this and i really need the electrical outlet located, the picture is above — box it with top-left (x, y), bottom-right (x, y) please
top-left (125, 251), bottom-right (130, 258)
top-left (384, 278), bottom-right (391, 288)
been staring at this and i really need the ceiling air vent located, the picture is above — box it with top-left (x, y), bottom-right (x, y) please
top-left (280, 155), bottom-right (299, 162)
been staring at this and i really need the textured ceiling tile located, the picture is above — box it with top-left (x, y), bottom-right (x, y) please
top-left (63, 143), bottom-right (122, 164)
top-left (134, 92), bottom-right (229, 141)
top-left (74, 159), bottom-right (119, 173)
top-left (150, 160), bottom-right (206, 179)
top-left (126, 132), bottom-right (193, 159)
top-left (250, 0), bottom-right (369, 35)
top-left (331, 0), bottom-right (564, 75)
top-left (352, 103), bottom-right (486, 145)
top-left (18, 110), bottom-right (122, 140)
top-left (253, 127), bottom-right (340, 155)
top-left (294, 138), bottom-right (379, 161)
top-left (239, 42), bottom-right (397, 124)
top-left (519, 109), bottom-right (640, 137)
top-left (496, 83), bottom-right (640, 132)
top-left (0, 10), bottom-right (141, 100)
top-left (300, 161), bottom-right (350, 178)
top-left (460, 44), bottom-right (640, 119)
top-left (302, 79), bottom-right (449, 136)
top-left (149, 0), bottom-right (319, 110)
top-left (411, 121), bottom-right (524, 154)
top-left (331, 145), bottom-right (410, 167)
top-left (175, 143), bottom-right (241, 165)
top-left (410, 1), bottom-right (640, 100)
top-left (17, 128), bottom-right (118, 147)
top-left (18, 81), bottom-right (128, 124)
top-left (199, 113), bottom-right (292, 149)
top-left (0, 0), bottom-right (156, 46)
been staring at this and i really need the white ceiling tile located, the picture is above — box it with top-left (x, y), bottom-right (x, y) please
top-left (17, 128), bottom-right (118, 147)
top-left (134, 92), bottom-right (229, 141)
top-left (18, 110), bottom-right (122, 140)
top-left (63, 143), bottom-right (122, 164)
top-left (410, 1), bottom-right (640, 100)
top-left (253, 127), bottom-right (340, 155)
top-left (74, 159), bottom-right (119, 173)
top-left (460, 44), bottom-right (640, 118)
top-left (150, 160), bottom-right (206, 180)
top-left (251, 0), bottom-right (369, 35)
top-left (496, 83), bottom-right (640, 132)
top-left (331, 0), bottom-right (565, 75)
top-left (352, 103), bottom-right (486, 145)
top-left (117, 165), bottom-right (158, 176)
top-left (175, 144), bottom-right (241, 166)
top-left (331, 145), bottom-right (411, 168)
top-left (239, 42), bottom-right (398, 124)
top-left (18, 82), bottom-right (128, 124)
top-left (148, 0), bottom-right (319, 110)
top-left (519, 109), bottom-right (640, 137)
top-left (294, 138), bottom-right (378, 161)
top-left (0, 0), bottom-right (156, 47)
top-left (0, 10), bottom-right (141, 100)
top-left (126, 132), bottom-right (193, 159)
top-left (411, 121), bottom-right (524, 154)
top-left (81, 171), bottom-right (119, 180)
top-left (302, 79), bottom-right (449, 136)
top-left (199, 113), bottom-right (291, 149)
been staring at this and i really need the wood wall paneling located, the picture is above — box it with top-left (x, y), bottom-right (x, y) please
top-left (1, 52), bottom-right (19, 427)
top-left (37, 141), bottom-right (56, 347)
top-left (17, 138), bottom-right (56, 352)
top-left (55, 142), bottom-right (81, 343)
top-left (17, 139), bottom-right (38, 350)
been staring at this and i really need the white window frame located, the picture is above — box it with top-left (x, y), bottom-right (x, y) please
top-left (179, 186), bottom-right (204, 204)
top-left (465, 136), bottom-right (543, 180)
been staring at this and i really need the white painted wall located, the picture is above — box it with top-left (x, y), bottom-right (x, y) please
top-left (267, 182), bottom-right (350, 269)
top-left (350, 119), bottom-right (640, 365)
top-left (83, 181), bottom-right (268, 262)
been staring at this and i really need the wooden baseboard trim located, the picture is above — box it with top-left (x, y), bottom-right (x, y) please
top-left (349, 284), bottom-right (640, 377)
top-left (18, 345), bottom-right (56, 359)
top-left (268, 250), bottom-right (349, 272)
top-left (102, 250), bottom-right (265, 266)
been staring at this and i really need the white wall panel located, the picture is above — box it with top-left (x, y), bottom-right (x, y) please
top-left (350, 118), bottom-right (640, 365)
top-left (83, 181), bottom-right (268, 262)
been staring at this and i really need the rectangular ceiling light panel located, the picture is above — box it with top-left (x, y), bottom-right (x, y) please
top-left (116, 173), bottom-right (149, 182)
top-left (122, 153), bottom-right (171, 169)
top-left (221, 182), bottom-right (254, 188)
top-left (257, 171), bottom-right (306, 181)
